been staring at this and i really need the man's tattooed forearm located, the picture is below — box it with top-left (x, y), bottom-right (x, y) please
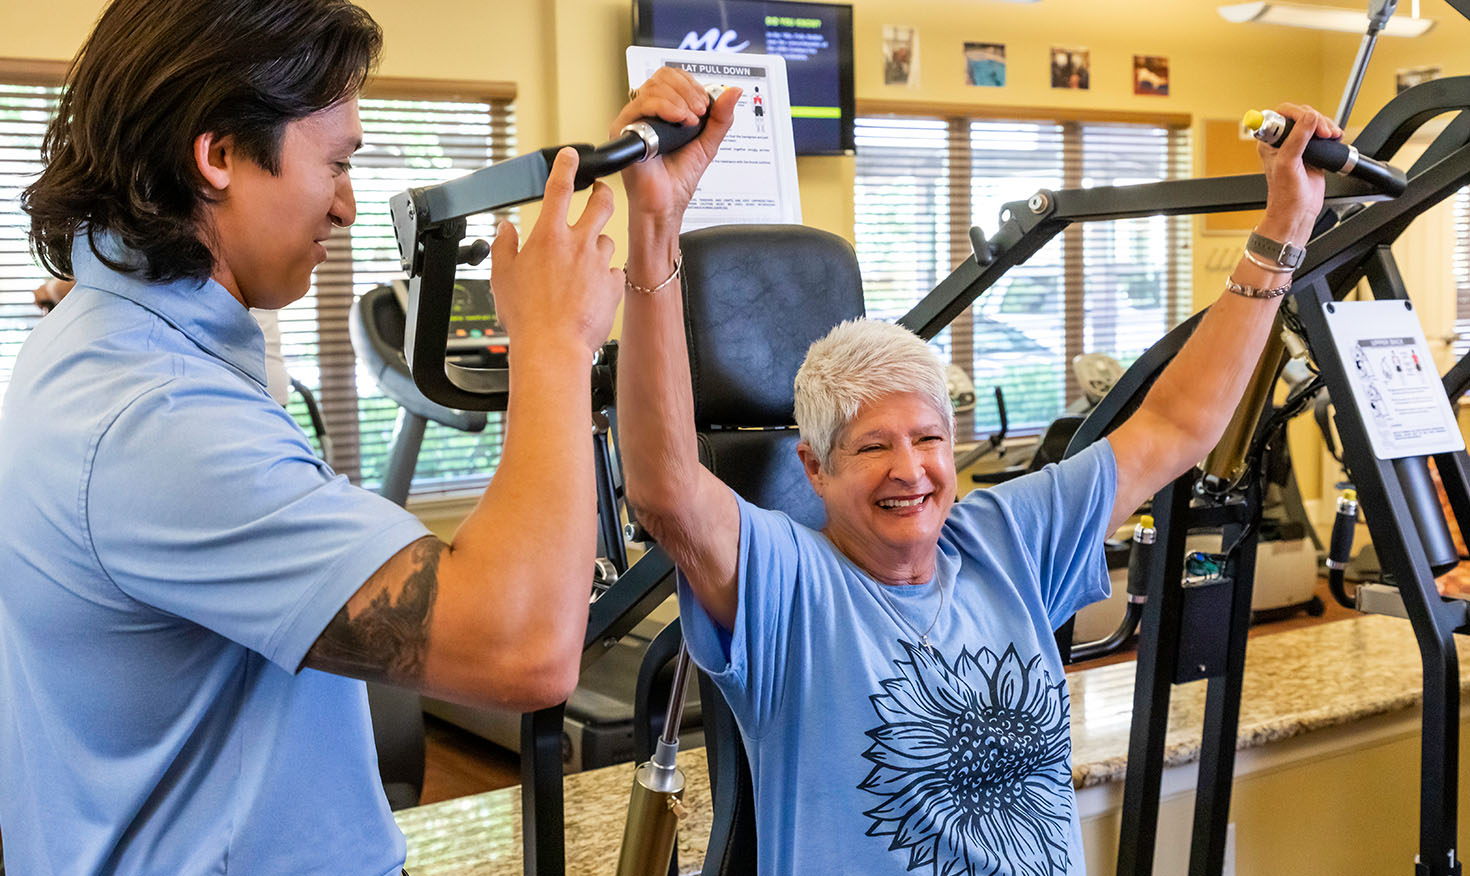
top-left (306, 537), bottom-right (441, 684)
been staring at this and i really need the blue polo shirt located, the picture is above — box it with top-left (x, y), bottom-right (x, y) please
top-left (0, 235), bottom-right (430, 874)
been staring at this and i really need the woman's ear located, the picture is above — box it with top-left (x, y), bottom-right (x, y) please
top-left (193, 131), bottom-right (233, 192)
top-left (797, 441), bottom-right (826, 498)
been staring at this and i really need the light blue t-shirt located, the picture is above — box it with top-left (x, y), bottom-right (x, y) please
top-left (0, 236), bottom-right (430, 875)
top-left (679, 440), bottom-right (1117, 875)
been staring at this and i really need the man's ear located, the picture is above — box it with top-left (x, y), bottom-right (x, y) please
top-left (193, 131), bottom-right (234, 192)
top-left (796, 441), bottom-right (826, 498)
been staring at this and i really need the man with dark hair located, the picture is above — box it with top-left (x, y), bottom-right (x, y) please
top-left (0, 0), bottom-right (623, 873)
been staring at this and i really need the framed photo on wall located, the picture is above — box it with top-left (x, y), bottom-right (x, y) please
top-left (1397, 65), bottom-right (1440, 93)
top-left (1050, 46), bottom-right (1089, 90)
top-left (883, 25), bottom-right (917, 86)
top-left (1133, 55), bottom-right (1169, 96)
top-left (964, 42), bottom-right (1006, 87)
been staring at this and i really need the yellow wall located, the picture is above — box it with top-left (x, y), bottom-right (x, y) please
top-left (1079, 708), bottom-right (1470, 875)
top-left (4, 0), bottom-right (1464, 509)
top-left (1319, 0), bottom-right (1470, 133)
top-left (7, 1), bottom-right (1456, 276)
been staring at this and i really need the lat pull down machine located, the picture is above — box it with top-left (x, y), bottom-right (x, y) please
top-left (392, 20), bottom-right (1470, 873)
top-left (389, 110), bottom-right (712, 876)
top-left (898, 72), bottom-right (1470, 876)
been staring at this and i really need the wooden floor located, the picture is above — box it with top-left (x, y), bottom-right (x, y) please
top-left (421, 714), bottom-right (522, 805)
top-left (418, 574), bottom-right (1379, 806)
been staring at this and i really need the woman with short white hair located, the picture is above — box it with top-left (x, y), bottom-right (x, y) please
top-left (794, 317), bottom-right (955, 468)
top-left (615, 66), bottom-right (1335, 875)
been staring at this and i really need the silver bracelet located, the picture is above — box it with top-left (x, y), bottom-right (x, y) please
top-left (1225, 277), bottom-right (1291, 299)
top-left (624, 253), bottom-right (683, 295)
top-left (1242, 248), bottom-right (1294, 275)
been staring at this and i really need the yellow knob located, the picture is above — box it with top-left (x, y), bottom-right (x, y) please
top-left (1342, 488), bottom-right (1357, 501)
top-left (1241, 109), bottom-right (1265, 132)
top-left (1140, 514), bottom-right (1155, 528)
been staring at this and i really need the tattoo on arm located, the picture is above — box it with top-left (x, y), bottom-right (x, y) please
top-left (304, 536), bottom-right (442, 685)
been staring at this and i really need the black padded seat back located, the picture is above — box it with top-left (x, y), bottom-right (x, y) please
top-left (679, 226), bottom-right (864, 876)
top-left (1031, 414), bottom-right (1086, 471)
top-left (697, 669), bottom-right (758, 876)
top-left (696, 430), bottom-right (825, 531)
top-left (681, 225), bottom-right (865, 429)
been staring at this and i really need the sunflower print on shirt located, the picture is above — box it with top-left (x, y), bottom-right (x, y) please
top-left (859, 642), bottom-right (1073, 876)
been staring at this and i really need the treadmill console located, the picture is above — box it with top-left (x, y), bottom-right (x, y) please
top-left (392, 278), bottom-right (508, 354)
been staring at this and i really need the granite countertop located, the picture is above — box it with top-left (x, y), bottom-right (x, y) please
top-left (396, 614), bottom-right (1469, 875)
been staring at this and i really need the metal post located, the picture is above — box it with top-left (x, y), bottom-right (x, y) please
top-left (592, 414), bottom-right (628, 574)
top-left (521, 705), bottom-right (567, 876)
top-left (1116, 476), bottom-right (1191, 876)
top-left (1188, 484), bottom-right (1262, 875)
top-left (379, 408), bottom-right (426, 506)
top-left (1295, 283), bottom-right (1462, 876)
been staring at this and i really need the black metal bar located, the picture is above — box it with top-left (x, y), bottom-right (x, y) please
top-left (899, 211), bottom-right (1059, 341)
top-left (583, 546), bottom-right (677, 670)
top-left (1352, 76), bottom-right (1470, 163)
top-left (1116, 475), bottom-right (1192, 876)
top-left (1443, 353), bottom-right (1470, 405)
top-left (521, 705), bottom-right (568, 876)
top-left (1436, 450), bottom-right (1470, 564)
top-left (1188, 485), bottom-right (1262, 875)
top-left (1320, 143), bottom-right (1470, 296)
top-left (1070, 140), bottom-right (1470, 463)
top-left (379, 410), bottom-right (425, 507)
top-left (899, 173), bottom-right (1382, 342)
top-left (1407, 111), bottom-right (1470, 176)
top-left (1363, 242), bottom-right (1411, 302)
top-left (592, 419), bottom-right (628, 574)
top-left (1294, 280), bottom-right (1463, 876)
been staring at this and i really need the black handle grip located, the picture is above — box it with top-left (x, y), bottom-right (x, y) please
top-left (532, 110), bottom-right (711, 193)
top-left (1257, 114), bottom-right (1408, 196)
top-left (642, 115), bottom-right (707, 154)
top-left (535, 141), bottom-right (642, 192)
top-left (1302, 137), bottom-right (1352, 170)
top-left (1328, 504), bottom-right (1356, 567)
top-left (1126, 532), bottom-right (1152, 598)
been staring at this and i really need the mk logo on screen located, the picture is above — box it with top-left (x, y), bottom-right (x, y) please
top-left (678, 28), bottom-right (750, 53)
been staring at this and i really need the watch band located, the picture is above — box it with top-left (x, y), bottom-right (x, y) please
top-left (1245, 230), bottom-right (1305, 271)
top-left (1225, 277), bottom-right (1291, 299)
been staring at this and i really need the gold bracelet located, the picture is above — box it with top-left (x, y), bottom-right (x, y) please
top-left (624, 253), bottom-right (683, 295)
top-left (1224, 277), bottom-right (1290, 299)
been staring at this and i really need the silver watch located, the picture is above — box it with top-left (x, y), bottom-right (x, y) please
top-left (1245, 230), bottom-right (1305, 272)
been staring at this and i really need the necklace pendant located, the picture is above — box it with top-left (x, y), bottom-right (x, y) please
top-left (920, 634), bottom-right (932, 652)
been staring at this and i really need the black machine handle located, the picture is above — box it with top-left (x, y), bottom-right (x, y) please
top-left (391, 105), bottom-right (712, 411)
top-left (1245, 108), bottom-right (1408, 197)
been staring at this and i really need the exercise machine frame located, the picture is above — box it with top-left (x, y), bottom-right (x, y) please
top-left (898, 76), bottom-right (1470, 876)
top-left (390, 126), bottom-right (687, 876)
top-left (391, 67), bottom-right (1470, 876)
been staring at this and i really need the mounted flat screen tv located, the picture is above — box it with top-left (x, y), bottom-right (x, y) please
top-left (632, 0), bottom-right (856, 155)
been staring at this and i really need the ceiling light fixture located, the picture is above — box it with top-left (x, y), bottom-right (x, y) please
top-left (1217, 1), bottom-right (1435, 35)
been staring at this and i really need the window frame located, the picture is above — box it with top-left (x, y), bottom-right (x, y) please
top-left (0, 58), bottom-right (516, 501)
top-left (853, 99), bottom-right (1193, 440)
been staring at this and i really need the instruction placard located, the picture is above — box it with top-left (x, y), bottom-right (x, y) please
top-left (626, 46), bottom-right (801, 231)
top-left (1324, 299), bottom-right (1464, 459)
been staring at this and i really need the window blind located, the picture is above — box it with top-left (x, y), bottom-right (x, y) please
top-left (0, 66), bottom-right (515, 497)
top-left (1455, 186), bottom-right (1470, 357)
top-left (854, 113), bottom-right (1192, 439)
top-left (290, 93), bottom-right (516, 493)
top-left (0, 81), bottom-right (60, 405)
